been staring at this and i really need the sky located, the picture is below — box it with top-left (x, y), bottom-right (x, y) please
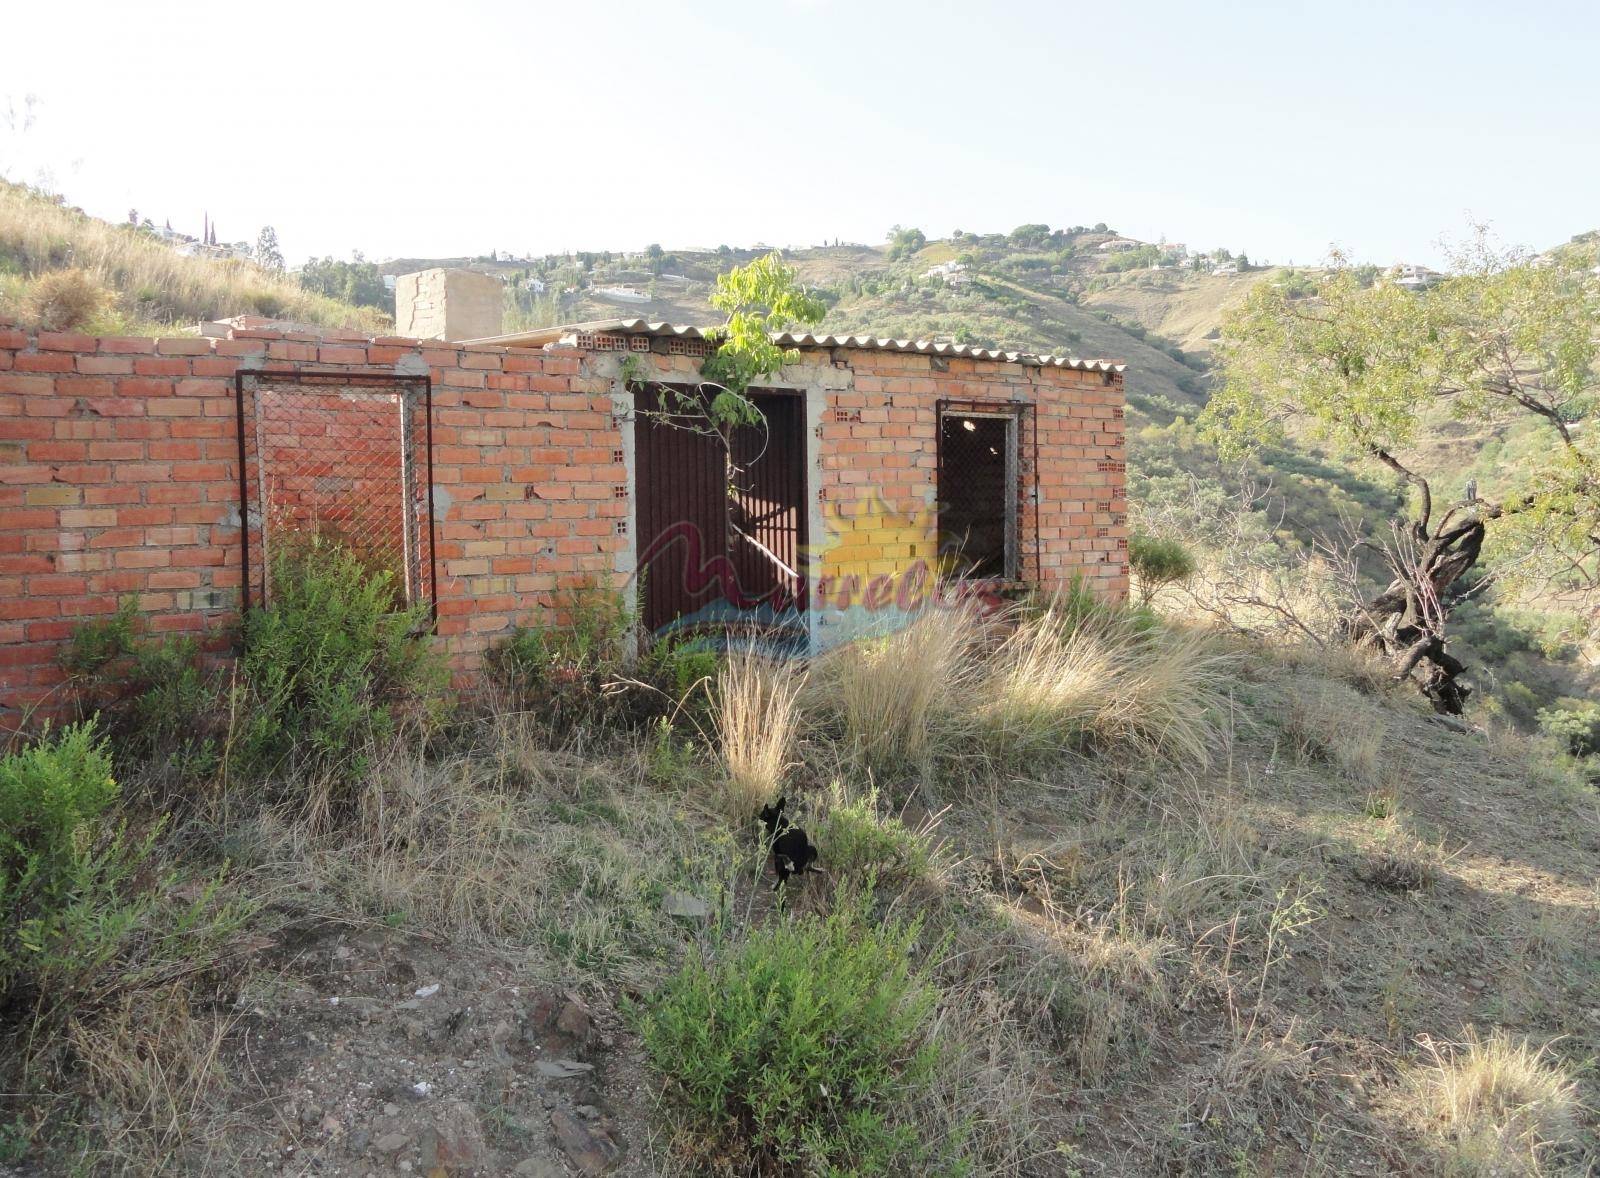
top-left (3, 0), bottom-right (1596, 268)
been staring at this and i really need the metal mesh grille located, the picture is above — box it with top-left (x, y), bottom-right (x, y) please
top-left (235, 371), bottom-right (436, 613)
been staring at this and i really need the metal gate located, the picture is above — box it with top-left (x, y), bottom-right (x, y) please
top-left (234, 370), bottom-right (436, 615)
top-left (633, 384), bottom-right (807, 635)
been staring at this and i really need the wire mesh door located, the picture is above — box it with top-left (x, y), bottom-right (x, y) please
top-left (235, 370), bottom-right (436, 615)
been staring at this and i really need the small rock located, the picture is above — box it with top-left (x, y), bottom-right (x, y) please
top-left (535, 1059), bottom-right (594, 1079)
top-left (514, 1159), bottom-right (564, 1177)
top-left (384, 1103), bottom-right (400, 1117)
top-left (411, 1080), bottom-right (435, 1098)
top-left (425, 1100), bottom-right (486, 1170)
top-left (575, 1104), bottom-right (599, 1120)
top-left (551, 1109), bottom-right (623, 1175)
top-left (556, 997), bottom-right (593, 1042)
top-left (414, 983), bottom-right (441, 999)
top-left (661, 890), bottom-right (710, 919)
top-left (374, 1131), bottom-right (411, 1153)
top-left (320, 1113), bottom-right (344, 1136)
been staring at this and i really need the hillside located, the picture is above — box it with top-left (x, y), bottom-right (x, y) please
top-left (0, 180), bottom-right (385, 335)
top-left (4, 574), bottom-right (1596, 1176)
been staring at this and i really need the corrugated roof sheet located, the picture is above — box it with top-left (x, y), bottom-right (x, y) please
top-left (464, 318), bottom-right (1124, 373)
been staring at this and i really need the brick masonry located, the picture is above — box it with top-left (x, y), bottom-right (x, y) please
top-left (0, 321), bottom-right (1126, 722)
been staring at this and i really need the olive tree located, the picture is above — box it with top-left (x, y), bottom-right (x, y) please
top-left (1202, 237), bottom-right (1600, 714)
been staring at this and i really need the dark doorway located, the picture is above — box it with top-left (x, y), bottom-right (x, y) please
top-left (938, 411), bottom-right (1015, 578)
top-left (633, 385), bottom-right (807, 635)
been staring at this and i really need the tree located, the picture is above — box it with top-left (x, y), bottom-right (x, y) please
top-left (886, 226), bottom-right (926, 260)
top-left (1009, 223), bottom-right (1053, 248)
top-left (1202, 237), bottom-right (1600, 714)
top-left (640, 251), bottom-right (825, 461)
top-left (255, 226), bottom-right (284, 272)
top-left (1128, 533), bottom-right (1196, 605)
top-left (297, 252), bottom-right (388, 310)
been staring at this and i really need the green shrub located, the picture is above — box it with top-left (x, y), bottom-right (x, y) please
top-left (0, 721), bottom-right (244, 1004)
top-left (649, 635), bottom-right (722, 699)
top-left (1536, 698), bottom-right (1600, 757)
top-left (1128, 532), bottom-right (1196, 605)
top-left (811, 783), bottom-right (933, 884)
top-left (490, 582), bottom-right (632, 691)
top-left (0, 723), bottom-right (120, 982)
top-left (61, 600), bottom-right (223, 790)
top-left (636, 895), bottom-right (955, 1173)
top-left (235, 534), bottom-right (449, 785)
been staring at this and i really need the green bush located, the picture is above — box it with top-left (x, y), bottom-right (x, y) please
top-left (0, 722), bottom-right (244, 1005)
top-left (1128, 532), bottom-right (1197, 605)
top-left (1536, 698), bottom-right (1600, 757)
top-left (490, 582), bottom-right (632, 693)
top-left (235, 534), bottom-right (449, 784)
top-left (0, 723), bottom-right (120, 984)
top-left (811, 784), bottom-right (932, 884)
top-left (637, 896), bottom-right (955, 1173)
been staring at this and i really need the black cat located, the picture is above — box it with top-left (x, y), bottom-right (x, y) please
top-left (757, 796), bottom-right (821, 890)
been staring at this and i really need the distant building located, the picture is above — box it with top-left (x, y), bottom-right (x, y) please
top-left (1098, 238), bottom-right (1143, 252)
top-left (921, 260), bottom-right (971, 286)
top-left (1390, 263), bottom-right (1443, 290)
top-left (594, 285), bottom-right (651, 304)
top-left (1211, 263), bottom-right (1239, 277)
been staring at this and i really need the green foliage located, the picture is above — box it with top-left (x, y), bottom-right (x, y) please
top-left (235, 534), bottom-right (449, 784)
top-left (647, 634), bottom-right (722, 699)
top-left (491, 582), bottom-right (632, 693)
top-left (0, 722), bottom-right (120, 956)
top-left (297, 252), bottom-right (389, 309)
top-left (1127, 533), bottom-right (1196, 604)
top-left (636, 893), bottom-right (955, 1173)
top-left (1203, 241), bottom-right (1600, 595)
top-left (886, 225), bottom-right (927, 260)
top-left (1536, 698), bottom-right (1600, 757)
top-left (812, 784), bottom-right (932, 884)
top-left (61, 601), bottom-right (221, 786)
top-left (0, 720), bottom-right (245, 1008)
top-left (699, 250), bottom-right (827, 402)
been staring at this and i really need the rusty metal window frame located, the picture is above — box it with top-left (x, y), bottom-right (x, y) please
top-left (935, 398), bottom-right (1038, 584)
top-left (233, 369), bottom-right (437, 626)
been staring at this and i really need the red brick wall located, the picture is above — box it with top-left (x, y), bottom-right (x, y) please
top-left (814, 350), bottom-right (1127, 609)
top-left (0, 324), bottom-right (626, 722)
top-left (1, 323), bottom-right (1127, 724)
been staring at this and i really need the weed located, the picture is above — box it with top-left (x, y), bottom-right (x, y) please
top-left (636, 891), bottom-right (958, 1174)
top-left (1405, 1029), bottom-right (1582, 1174)
top-left (712, 646), bottom-right (805, 821)
top-left (234, 533), bottom-right (449, 792)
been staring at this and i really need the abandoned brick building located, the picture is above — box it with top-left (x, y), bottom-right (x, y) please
top-left (0, 313), bottom-right (1127, 720)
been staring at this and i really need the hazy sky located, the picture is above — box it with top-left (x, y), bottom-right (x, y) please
top-left (4, 0), bottom-right (1595, 267)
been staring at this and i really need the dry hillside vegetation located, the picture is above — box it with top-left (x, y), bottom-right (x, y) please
top-left (2, 556), bottom-right (1596, 1176)
top-left (0, 180), bottom-right (386, 334)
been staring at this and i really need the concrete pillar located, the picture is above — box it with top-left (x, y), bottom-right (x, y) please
top-left (393, 268), bottom-right (504, 341)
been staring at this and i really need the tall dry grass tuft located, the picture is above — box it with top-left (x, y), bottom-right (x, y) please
top-left (0, 179), bottom-right (387, 332)
top-left (1405, 1029), bottom-right (1582, 1174)
top-left (712, 646), bottom-right (806, 820)
top-left (810, 607), bottom-right (988, 775)
top-left (978, 610), bottom-right (1237, 770)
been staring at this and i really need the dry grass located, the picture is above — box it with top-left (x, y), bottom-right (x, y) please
top-left (980, 611), bottom-right (1238, 769)
top-left (18, 266), bottom-right (110, 330)
top-left (1405, 1029), bottom-right (1583, 1174)
top-left (62, 985), bottom-right (235, 1171)
top-left (712, 646), bottom-right (806, 820)
top-left (809, 606), bottom-right (988, 774)
top-left (0, 179), bottom-right (387, 332)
